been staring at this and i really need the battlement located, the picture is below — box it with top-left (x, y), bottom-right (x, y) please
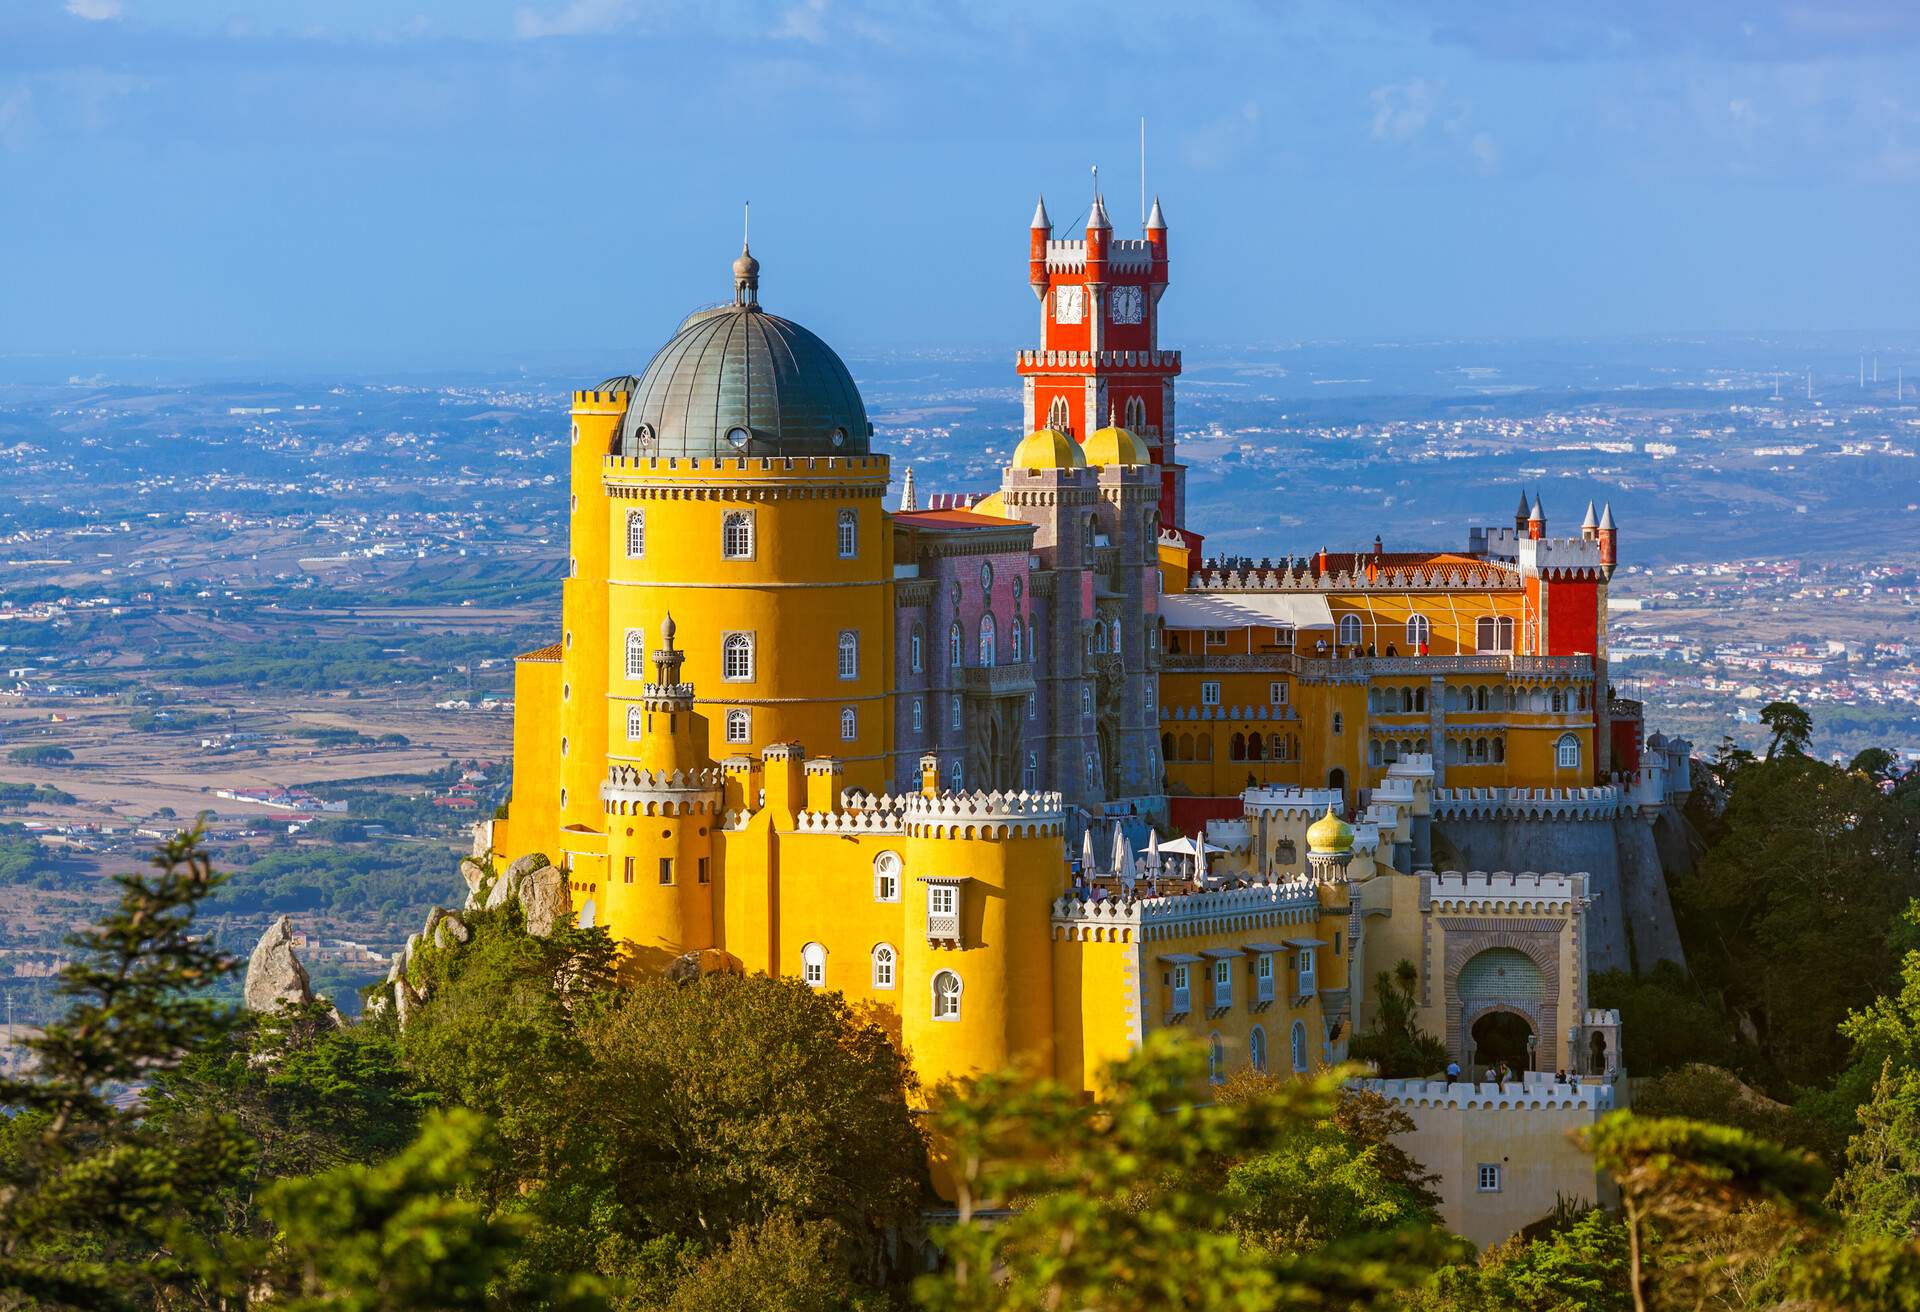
top-left (1432, 785), bottom-right (1626, 820)
top-left (602, 453), bottom-right (888, 478)
top-left (1515, 536), bottom-right (1605, 578)
top-left (572, 389), bottom-right (631, 408)
top-left (795, 807), bottom-right (906, 835)
top-left (1051, 874), bottom-right (1322, 940)
top-left (1352, 1076), bottom-right (1619, 1112)
top-left (602, 764), bottom-right (724, 814)
top-left (904, 788), bottom-right (1067, 838)
top-left (1160, 701), bottom-right (1303, 722)
top-left (1242, 785), bottom-right (1344, 819)
top-left (1040, 237), bottom-right (1160, 275)
top-left (1425, 869), bottom-right (1584, 911)
top-left (1015, 348), bottom-right (1181, 371)
top-left (1188, 559), bottom-right (1521, 594)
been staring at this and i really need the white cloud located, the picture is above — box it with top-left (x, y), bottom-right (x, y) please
top-left (1369, 78), bottom-right (1502, 176)
top-left (774, 0), bottom-right (830, 44)
top-left (1370, 79), bottom-right (1441, 143)
top-left (513, 0), bottom-right (635, 39)
top-left (65, 0), bottom-right (123, 20)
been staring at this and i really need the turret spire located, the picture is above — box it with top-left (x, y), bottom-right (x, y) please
top-left (1086, 191), bottom-right (1112, 232)
top-left (1030, 194), bottom-right (1051, 230)
top-left (900, 465), bottom-right (917, 512)
top-left (1145, 194), bottom-right (1166, 231)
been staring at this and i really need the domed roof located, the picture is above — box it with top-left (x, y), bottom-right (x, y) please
top-left (1083, 424), bottom-right (1150, 467)
top-left (603, 248), bottom-right (871, 460)
top-left (1011, 427), bottom-right (1086, 471)
top-left (1306, 803), bottom-right (1354, 855)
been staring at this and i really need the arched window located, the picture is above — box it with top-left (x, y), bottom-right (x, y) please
top-left (1208, 1032), bottom-right (1226, 1085)
top-left (911, 698), bottom-right (923, 733)
top-left (1025, 620), bottom-right (1035, 662)
top-left (1415, 686), bottom-right (1427, 712)
top-left (1369, 739), bottom-right (1382, 767)
top-left (725, 708), bottom-right (751, 743)
top-left (1338, 614), bottom-right (1362, 647)
top-left (1197, 733), bottom-right (1213, 761)
top-left (840, 706), bottom-right (858, 741)
top-left (871, 943), bottom-right (896, 989)
top-left (1406, 613), bottom-right (1431, 649)
top-left (1082, 516), bottom-right (1095, 549)
top-left (1110, 617), bottom-right (1121, 652)
top-left (1249, 1024), bottom-right (1268, 1073)
top-left (838, 630), bottom-right (859, 680)
top-left (721, 510), bottom-right (754, 560)
top-left (910, 625), bottom-right (924, 673)
top-left (1331, 712), bottom-right (1344, 735)
top-left (1010, 620), bottom-right (1022, 661)
top-left (722, 632), bottom-right (754, 681)
top-left (625, 509), bottom-right (645, 558)
top-left (1024, 752), bottom-right (1038, 788)
top-left (950, 696), bottom-right (962, 730)
top-left (801, 942), bottom-right (826, 988)
top-left (1123, 394), bottom-right (1147, 431)
top-left (946, 758), bottom-right (963, 791)
top-left (837, 508), bottom-right (857, 559)
top-left (625, 628), bottom-right (647, 680)
top-left (1400, 687), bottom-right (1414, 713)
top-left (979, 614), bottom-right (996, 666)
top-left (1246, 733), bottom-right (1264, 761)
top-left (1493, 735), bottom-right (1506, 763)
top-left (1269, 733), bottom-right (1287, 761)
top-left (1230, 732), bottom-right (1246, 761)
top-left (627, 705), bottom-right (644, 740)
top-left (1556, 733), bottom-right (1581, 769)
top-left (1291, 1021), bottom-right (1309, 1072)
top-left (1177, 732), bottom-right (1194, 761)
top-left (949, 622), bottom-right (963, 668)
top-left (932, 969), bottom-right (962, 1020)
top-left (1161, 732), bottom-right (1175, 761)
top-left (1551, 688), bottom-right (1567, 713)
top-left (1047, 395), bottom-right (1071, 432)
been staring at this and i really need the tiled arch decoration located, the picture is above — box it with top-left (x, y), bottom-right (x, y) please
top-left (1440, 917), bottom-right (1567, 1068)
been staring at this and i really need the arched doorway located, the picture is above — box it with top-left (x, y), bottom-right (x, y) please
top-left (1327, 767), bottom-right (1346, 800)
top-left (1471, 1010), bottom-right (1534, 1074)
top-left (1588, 1030), bottom-right (1609, 1076)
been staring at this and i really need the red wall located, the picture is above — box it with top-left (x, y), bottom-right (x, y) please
top-left (1545, 578), bottom-right (1600, 656)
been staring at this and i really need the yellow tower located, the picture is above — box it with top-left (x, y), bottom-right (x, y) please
top-left (601, 614), bottom-right (722, 969)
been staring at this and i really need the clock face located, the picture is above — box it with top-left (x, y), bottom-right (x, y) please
top-left (1110, 285), bottom-right (1143, 324)
top-left (1054, 285), bottom-right (1084, 325)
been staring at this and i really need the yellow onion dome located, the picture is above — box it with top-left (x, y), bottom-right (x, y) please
top-left (1011, 427), bottom-right (1086, 470)
top-left (1082, 424), bottom-right (1151, 466)
top-left (1306, 803), bottom-right (1354, 855)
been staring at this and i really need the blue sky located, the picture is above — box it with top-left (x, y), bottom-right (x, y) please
top-left (2, 0), bottom-right (1917, 364)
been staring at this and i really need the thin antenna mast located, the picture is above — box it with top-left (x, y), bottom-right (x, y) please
top-left (743, 201), bottom-right (750, 247)
top-left (1140, 117), bottom-right (1147, 233)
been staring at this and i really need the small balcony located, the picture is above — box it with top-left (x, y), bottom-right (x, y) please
top-left (961, 662), bottom-right (1037, 698)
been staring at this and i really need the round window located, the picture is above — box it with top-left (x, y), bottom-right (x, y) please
top-left (726, 426), bottom-right (751, 449)
top-left (636, 422), bottom-right (656, 450)
top-left (979, 561), bottom-right (994, 590)
top-left (1012, 576), bottom-right (1023, 601)
top-left (831, 426), bottom-right (848, 447)
top-left (949, 583), bottom-right (962, 609)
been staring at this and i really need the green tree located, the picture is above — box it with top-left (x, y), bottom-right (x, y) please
top-left (0, 828), bottom-right (259, 1307)
top-left (1349, 961), bottom-right (1449, 1079)
top-left (654, 1214), bottom-right (885, 1312)
top-left (1759, 700), bottom-right (1813, 759)
top-left (1580, 1113), bottom-right (1830, 1312)
top-left (1589, 964), bottom-right (1743, 1078)
top-left (1851, 747), bottom-right (1900, 782)
top-left (916, 1033), bottom-right (1463, 1311)
top-left (1406, 1207), bottom-right (1634, 1312)
top-left (257, 1107), bottom-right (605, 1312)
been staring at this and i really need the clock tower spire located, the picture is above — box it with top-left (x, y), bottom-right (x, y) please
top-left (1015, 186), bottom-right (1194, 562)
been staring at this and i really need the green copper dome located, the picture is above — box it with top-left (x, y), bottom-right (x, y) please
top-left (604, 246), bottom-right (872, 460)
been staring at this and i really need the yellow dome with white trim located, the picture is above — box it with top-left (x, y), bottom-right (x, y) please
top-left (1011, 427), bottom-right (1086, 470)
top-left (1306, 803), bottom-right (1354, 855)
top-left (1082, 424), bottom-right (1151, 466)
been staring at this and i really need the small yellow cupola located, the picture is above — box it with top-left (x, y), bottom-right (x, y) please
top-left (1082, 409), bottom-right (1151, 467)
top-left (1306, 803), bottom-right (1354, 856)
top-left (1011, 427), bottom-right (1086, 471)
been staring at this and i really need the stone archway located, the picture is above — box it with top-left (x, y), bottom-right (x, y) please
top-left (1446, 940), bottom-right (1556, 1071)
top-left (1469, 1007), bottom-right (1535, 1074)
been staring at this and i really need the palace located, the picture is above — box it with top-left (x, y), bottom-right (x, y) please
top-left (482, 194), bottom-right (1691, 1240)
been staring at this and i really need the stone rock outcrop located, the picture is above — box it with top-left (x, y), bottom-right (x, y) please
top-left (665, 948), bottom-right (745, 983)
top-left (458, 857), bottom-right (489, 897)
top-left (505, 852), bottom-right (551, 882)
top-left (434, 912), bottom-right (471, 949)
top-left (244, 915), bottom-right (314, 1012)
top-left (484, 867), bottom-right (522, 912)
top-left (519, 864), bottom-right (570, 937)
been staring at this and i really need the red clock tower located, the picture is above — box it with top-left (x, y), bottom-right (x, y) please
top-left (1018, 191), bottom-right (1193, 551)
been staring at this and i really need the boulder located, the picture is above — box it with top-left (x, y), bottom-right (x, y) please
top-left (244, 916), bottom-right (314, 1013)
top-left (434, 912), bottom-right (471, 949)
top-left (394, 979), bottom-right (419, 1029)
top-left (458, 857), bottom-right (489, 896)
top-left (422, 906), bottom-right (443, 943)
top-left (664, 948), bottom-right (745, 983)
top-left (484, 868), bottom-right (523, 911)
top-left (505, 852), bottom-right (551, 882)
top-left (519, 864), bottom-right (570, 937)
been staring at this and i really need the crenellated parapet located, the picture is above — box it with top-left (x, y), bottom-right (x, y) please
top-left (1051, 875), bottom-right (1323, 942)
top-left (1188, 559), bottom-right (1522, 593)
top-left (794, 808), bottom-right (907, 836)
top-left (904, 789), bottom-right (1067, 839)
top-left (602, 763), bottom-right (724, 816)
top-left (1352, 1076), bottom-right (1618, 1111)
top-left (1425, 869), bottom-right (1585, 914)
top-left (1432, 785), bottom-right (1627, 821)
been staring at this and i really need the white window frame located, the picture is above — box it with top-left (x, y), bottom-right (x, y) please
top-left (1255, 952), bottom-right (1275, 1003)
top-left (931, 968), bottom-right (962, 1020)
top-left (979, 614), bottom-right (996, 666)
top-left (625, 628), bottom-right (647, 680)
top-left (871, 943), bottom-right (896, 989)
top-left (929, 884), bottom-right (956, 917)
top-left (1406, 613), bottom-right (1431, 649)
top-left (1557, 733), bottom-right (1581, 769)
top-left (625, 508), bottom-right (645, 558)
top-left (1211, 958), bottom-right (1233, 1009)
top-left (724, 708), bottom-right (751, 744)
top-left (911, 698), bottom-right (923, 733)
top-left (838, 630), bottom-right (859, 680)
top-left (1291, 1020), bottom-right (1308, 1072)
top-left (722, 510), bottom-right (755, 560)
top-left (1269, 681), bottom-right (1287, 706)
top-left (873, 852), bottom-right (902, 902)
top-left (950, 696), bottom-right (962, 730)
top-left (626, 705), bottom-right (644, 740)
top-left (1250, 1024), bottom-right (1268, 1073)
top-left (1297, 947), bottom-right (1316, 996)
top-left (1477, 1163), bottom-right (1502, 1193)
top-left (910, 626), bottom-right (923, 673)
top-left (949, 622), bottom-right (963, 668)
top-left (722, 631), bottom-right (754, 682)
top-left (1200, 681), bottom-right (1221, 707)
top-left (1170, 963), bottom-right (1191, 1013)
top-left (801, 942), bottom-right (826, 989)
top-left (840, 706), bottom-right (858, 741)
top-left (1338, 614), bottom-right (1363, 647)
top-left (1010, 621), bottom-right (1022, 662)
top-left (837, 508), bottom-right (858, 559)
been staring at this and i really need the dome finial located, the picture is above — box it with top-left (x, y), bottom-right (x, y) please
top-left (732, 202), bottom-right (760, 308)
